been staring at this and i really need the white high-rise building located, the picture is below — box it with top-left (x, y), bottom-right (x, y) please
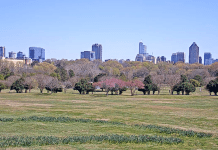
top-left (139, 41), bottom-right (147, 55)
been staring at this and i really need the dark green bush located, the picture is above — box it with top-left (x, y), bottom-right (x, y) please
top-left (0, 135), bottom-right (183, 147)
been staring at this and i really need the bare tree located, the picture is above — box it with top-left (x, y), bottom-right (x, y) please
top-left (61, 80), bottom-right (72, 93)
top-left (65, 60), bottom-right (102, 82)
top-left (133, 67), bottom-right (149, 79)
top-left (68, 76), bottom-right (80, 89)
top-left (4, 76), bottom-right (21, 92)
top-left (24, 76), bottom-right (38, 93)
top-left (165, 75), bottom-right (181, 95)
top-left (46, 78), bottom-right (61, 93)
top-left (35, 74), bottom-right (53, 93)
top-left (152, 75), bottom-right (165, 88)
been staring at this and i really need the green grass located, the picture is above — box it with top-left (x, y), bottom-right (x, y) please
top-left (0, 87), bottom-right (217, 149)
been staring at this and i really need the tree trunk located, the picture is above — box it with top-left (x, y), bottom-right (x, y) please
top-left (143, 91), bottom-right (145, 95)
top-left (25, 89), bottom-right (27, 93)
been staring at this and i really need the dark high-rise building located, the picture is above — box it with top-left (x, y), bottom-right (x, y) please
top-left (9, 51), bottom-right (16, 59)
top-left (92, 43), bottom-right (102, 61)
top-left (189, 42), bottom-right (199, 64)
top-left (204, 52), bottom-right (212, 65)
top-left (199, 56), bottom-right (202, 64)
top-left (0, 46), bottom-right (5, 57)
top-left (171, 53), bottom-right (177, 63)
top-left (156, 56), bottom-right (161, 63)
top-left (161, 56), bottom-right (166, 62)
top-left (29, 47), bottom-right (45, 62)
top-left (177, 52), bottom-right (185, 63)
top-left (17, 51), bottom-right (26, 59)
top-left (81, 51), bottom-right (95, 61)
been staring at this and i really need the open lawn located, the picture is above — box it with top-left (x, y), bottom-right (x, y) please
top-left (0, 88), bottom-right (217, 149)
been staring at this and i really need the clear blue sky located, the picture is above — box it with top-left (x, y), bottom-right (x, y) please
top-left (0, 0), bottom-right (218, 62)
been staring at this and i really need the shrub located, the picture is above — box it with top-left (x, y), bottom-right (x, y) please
top-left (190, 79), bottom-right (200, 87)
top-left (138, 75), bottom-right (160, 95)
top-left (10, 78), bottom-right (25, 93)
top-left (172, 75), bottom-right (196, 95)
top-left (206, 78), bottom-right (218, 95)
top-left (0, 82), bottom-right (6, 92)
top-left (74, 79), bottom-right (94, 94)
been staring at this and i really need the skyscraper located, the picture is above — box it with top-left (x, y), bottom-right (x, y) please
top-left (139, 41), bottom-right (147, 55)
top-left (17, 51), bottom-right (26, 59)
top-left (171, 53), bottom-right (177, 63)
top-left (9, 51), bottom-right (16, 59)
top-left (81, 51), bottom-right (95, 61)
top-left (29, 47), bottom-right (45, 62)
top-left (204, 52), bottom-right (212, 65)
top-left (135, 54), bottom-right (146, 62)
top-left (189, 42), bottom-right (199, 64)
top-left (199, 56), bottom-right (202, 64)
top-left (92, 43), bottom-right (102, 61)
top-left (177, 52), bottom-right (185, 63)
top-left (0, 46), bottom-right (5, 57)
top-left (161, 56), bottom-right (166, 62)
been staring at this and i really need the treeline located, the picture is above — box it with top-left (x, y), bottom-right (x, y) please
top-left (0, 59), bottom-right (218, 95)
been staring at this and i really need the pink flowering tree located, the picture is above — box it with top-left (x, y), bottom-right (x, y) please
top-left (115, 79), bottom-right (127, 95)
top-left (93, 78), bottom-right (127, 96)
top-left (126, 79), bottom-right (144, 96)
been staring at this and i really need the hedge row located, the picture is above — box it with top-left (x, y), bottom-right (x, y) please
top-left (0, 118), bottom-right (13, 122)
top-left (135, 124), bottom-right (212, 138)
top-left (17, 116), bottom-right (125, 125)
top-left (0, 135), bottom-right (183, 147)
top-left (0, 116), bottom-right (212, 138)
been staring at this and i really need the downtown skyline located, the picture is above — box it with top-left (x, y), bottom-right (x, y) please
top-left (0, 0), bottom-right (218, 62)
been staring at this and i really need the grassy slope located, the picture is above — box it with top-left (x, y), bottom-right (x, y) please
top-left (0, 87), bottom-right (217, 149)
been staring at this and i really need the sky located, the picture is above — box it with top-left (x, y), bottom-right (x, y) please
top-left (0, 0), bottom-right (218, 62)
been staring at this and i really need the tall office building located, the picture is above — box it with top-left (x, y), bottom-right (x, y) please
top-left (189, 42), bottom-right (199, 64)
top-left (199, 56), bottom-right (202, 64)
top-left (139, 41), bottom-right (147, 55)
top-left (177, 52), bottom-right (185, 63)
top-left (161, 56), bottom-right (166, 62)
top-left (9, 51), bottom-right (16, 59)
top-left (92, 43), bottom-right (102, 61)
top-left (0, 46), bottom-right (6, 57)
top-left (29, 47), bottom-right (45, 62)
top-left (135, 54), bottom-right (146, 62)
top-left (17, 51), bottom-right (26, 59)
top-left (171, 53), bottom-right (177, 63)
top-left (156, 56), bottom-right (161, 63)
top-left (81, 51), bottom-right (95, 61)
top-left (204, 52), bottom-right (212, 65)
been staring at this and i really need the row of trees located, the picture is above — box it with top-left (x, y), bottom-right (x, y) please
top-left (0, 58), bottom-right (218, 95)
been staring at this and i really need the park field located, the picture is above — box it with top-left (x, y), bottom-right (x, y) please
top-left (0, 87), bottom-right (217, 149)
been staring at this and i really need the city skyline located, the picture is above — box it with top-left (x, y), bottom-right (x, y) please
top-left (0, 0), bottom-right (218, 62)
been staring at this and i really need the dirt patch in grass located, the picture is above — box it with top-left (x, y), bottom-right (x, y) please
top-left (63, 100), bottom-right (90, 103)
top-left (147, 105), bottom-right (201, 111)
top-left (0, 100), bottom-right (53, 107)
top-left (152, 101), bottom-right (174, 104)
top-left (125, 98), bottom-right (182, 101)
top-left (96, 118), bottom-right (110, 121)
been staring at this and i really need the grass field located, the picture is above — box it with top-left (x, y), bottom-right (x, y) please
top-left (0, 87), bottom-right (217, 149)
